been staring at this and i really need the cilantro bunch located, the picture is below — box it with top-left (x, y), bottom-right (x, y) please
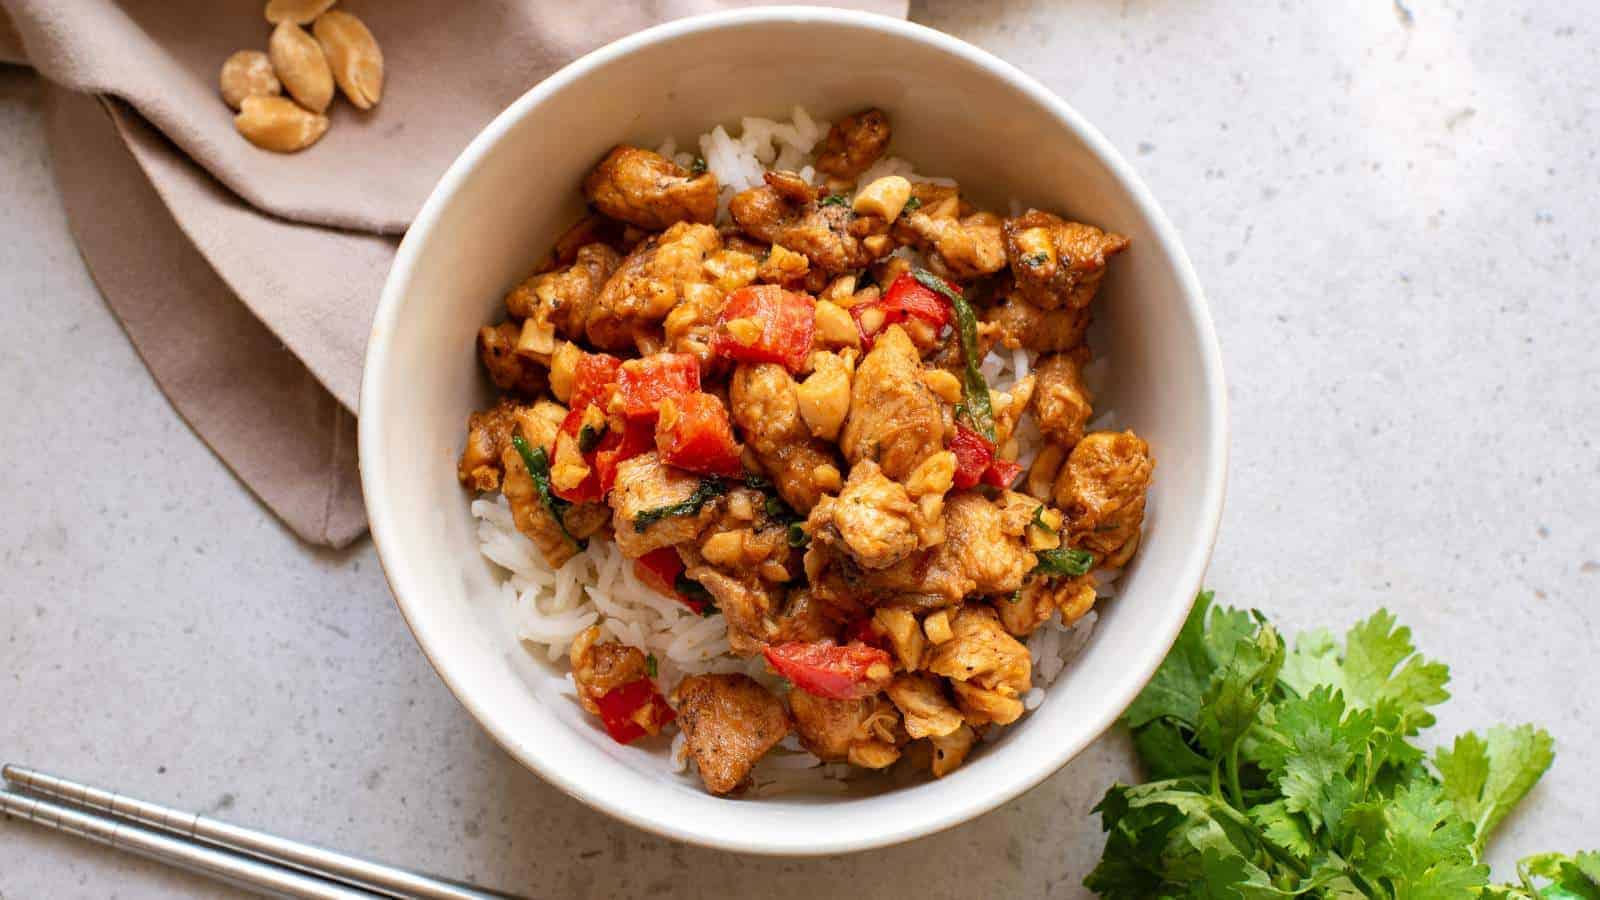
top-left (1085, 592), bottom-right (1596, 898)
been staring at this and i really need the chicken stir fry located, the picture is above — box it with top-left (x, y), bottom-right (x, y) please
top-left (458, 108), bottom-right (1154, 794)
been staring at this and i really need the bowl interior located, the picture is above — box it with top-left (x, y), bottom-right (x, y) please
top-left (362, 9), bottom-right (1224, 854)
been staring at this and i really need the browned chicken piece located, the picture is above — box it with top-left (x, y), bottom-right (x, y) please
top-left (1053, 430), bottom-right (1154, 566)
top-left (457, 398), bottom-right (521, 491)
top-left (773, 587), bottom-right (838, 643)
top-left (926, 606), bottom-right (1032, 697)
top-left (936, 492), bottom-right (1036, 596)
top-left (808, 460), bottom-right (918, 571)
top-left (684, 566), bottom-right (780, 657)
top-left (513, 400), bottom-right (568, 454)
top-left (892, 183), bottom-right (1006, 280)
top-left (588, 222), bottom-right (721, 352)
top-left (568, 625), bottom-right (650, 716)
top-left (1003, 210), bottom-right (1129, 310)
top-left (607, 451), bottom-right (721, 558)
top-left (886, 673), bottom-right (965, 739)
top-left (673, 674), bottom-right (790, 795)
top-left (997, 573), bottom-right (1098, 638)
top-left (950, 679), bottom-right (1024, 726)
top-left (728, 363), bottom-right (841, 512)
top-left (873, 606), bottom-right (924, 671)
top-left (1030, 349), bottom-right (1094, 449)
top-left (929, 723), bottom-right (978, 777)
top-left (815, 108), bottom-right (892, 179)
top-left (542, 213), bottom-right (629, 272)
top-left (664, 249), bottom-right (759, 368)
top-left (840, 325), bottom-right (945, 482)
top-left (505, 243), bottom-right (622, 348)
top-left (581, 145), bottom-right (718, 230)
top-left (729, 171), bottom-right (893, 275)
top-left (690, 485), bottom-right (793, 584)
top-left (983, 288), bottom-right (1091, 354)
top-left (477, 322), bottom-right (548, 397)
top-left (789, 690), bottom-right (903, 768)
top-left (500, 443), bottom-right (609, 568)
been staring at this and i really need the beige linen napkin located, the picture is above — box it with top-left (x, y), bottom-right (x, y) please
top-left (2, 0), bottom-right (908, 547)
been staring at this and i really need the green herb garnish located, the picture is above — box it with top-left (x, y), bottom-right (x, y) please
top-left (510, 433), bottom-right (586, 551)
top-left (690, 156), bottom-right (707, 175)
top-left (819, 193), bottom-right (851, 207)
top-left (673, 573), bottom-right (719, 617)
top-left (576, 422), bottom-right (606, 453)
top-left (786, 523), bottom-right (809, 548)
top-left (1084, 592), bottom-right (1571, 898)
top-left (1033, 547), bottom-right (1093, 577)
top-left (915, 269), bottom-right (995, 442)
top-left (1006, 589), bottom-right (1022, 604)
top-left (645, 653), bottom-right (658, 678)
top-left (744, 474), bottom-right (799, 524)
top-left (632, 478), bottom-right (727, 533)
top-left (1023, 251), bottom-right (1049, 267)
top-left (903, 195), bottom-right (922, 212)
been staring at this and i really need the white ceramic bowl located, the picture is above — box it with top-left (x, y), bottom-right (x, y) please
top-left (361, 7), bottom-right (1226, 855)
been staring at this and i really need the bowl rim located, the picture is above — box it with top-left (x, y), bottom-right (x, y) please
top-left (360, 4), bottom-right (1228, 855)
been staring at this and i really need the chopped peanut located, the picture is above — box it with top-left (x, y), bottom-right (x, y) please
top-left (923, 610), bottom-right (953, 644)
top-left (795, 352), bottom-right (853, 441)
top-left (701, 529), bottom-right (746, 566)
top-left (548, 341), bottom-right (580, 403)
top-left (516, 316), bottom-right (556, 359)
top-left (905, 450), bottom-right (957, 497)
top-left (725, 316), bottom-right (762, 346)
top-left (814, 300), bottom-right (860, 348)
top-left (920, 369), bottom-right (962, 404)
top-left (852, 175), bottom-right (912, 221)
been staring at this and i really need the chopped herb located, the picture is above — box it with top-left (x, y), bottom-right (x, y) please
top-left (1023, 252), bottom-right (1049, 267)
top-left (787, 523), bottom-right (810, 548)
top-left (673, 573), bottom-right (719, 617)
top-left (510, 434), bottom-right (586, 551)
top-left (903, 196), bottom-right (922, 212)
top-left (819, 193), bottom-right (851, 207)
top-left (1030, 504), bottom-right (1057, 534)
top-left (744, 474), bottom-right (799, 524)
top-left (645, 653), bottom-right (658, 678)
top-left (576, 422), bottom-right (607, 454)
top-left (1006, 589), bottom-right (1022, 604)
top-left (765, 495), bottom-right (786, 519)
top-left (916, 269), bottom-right (995, 442)
top-left (690, 156), bottom-right (707, 175)
top-left (1033, 547), bottom-right (1093, 577)
top-left (633, 479), bottom-right (727, 532)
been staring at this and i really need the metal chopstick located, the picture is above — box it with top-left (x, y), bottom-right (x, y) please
top-left (0, 787), bottom-right (377, 899)
top-left (2, 764), bottom-right (513, 900)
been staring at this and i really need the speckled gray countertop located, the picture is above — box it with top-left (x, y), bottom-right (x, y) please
top-left (2, 2), bottom-right (1596, 897)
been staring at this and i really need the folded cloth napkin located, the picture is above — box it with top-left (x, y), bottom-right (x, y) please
top-left (0, 0), bottom-right (908, 547)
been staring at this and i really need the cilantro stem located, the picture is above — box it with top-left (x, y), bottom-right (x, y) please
top-left (1225, 742), bottom-right (1245, 810)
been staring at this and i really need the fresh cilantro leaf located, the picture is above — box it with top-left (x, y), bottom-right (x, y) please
top-left (1520, 851), bottom-right (1600, 900)
top-left (1123, 592), bottom-right (1216, 731)
top-left (1434, 725), bottom-right (1555, 853)
top-left (1346, 779), bottom-right (1487, 897)
top-left (819, 193), bottom-right (850, 207)
top-left (1195, 613), bottom-right (1283, 764)
top-left (1249, 798), bottom-right (1313, 861)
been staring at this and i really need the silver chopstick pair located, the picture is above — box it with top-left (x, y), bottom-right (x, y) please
top-left (0, 764), bottom-right (517, 899)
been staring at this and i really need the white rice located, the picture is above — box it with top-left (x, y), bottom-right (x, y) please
top-left (474, 106), bottom-right (1128, 786)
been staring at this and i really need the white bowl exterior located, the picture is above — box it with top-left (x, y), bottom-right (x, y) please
top-left (361, 8), bottom-right (1226, 855)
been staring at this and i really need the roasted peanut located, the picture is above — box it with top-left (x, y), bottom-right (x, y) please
top-left (264, 0), bottom-right (337, 25)
top-left (219, 50), bottom-right (281, 110)
top-left (313, 11), bottom-right (384, 110)
top-left (269, 21), bottom-right (333, 113)
top-left (233, 95), bottom-right (329, 153)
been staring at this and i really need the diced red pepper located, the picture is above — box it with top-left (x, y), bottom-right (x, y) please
top-left (949, 425), bottom-right (995, 490)
top-left (593, 677), bottom-right (676, 744)
top-left (631, 547), bottom-right (711, 615)
top-left (569, 352), bottom-right (623, 412)
top-left (762, 640), bottom-right (894, 700)
top-left (594, 418), bottom-right (654, 495)
top-left (982, 457), bottom-right (1025, 489)
top-left (616, 353), bottom-right (701, 421)
top-left (854, 272), bottom-right (954, 348)
top-left (549, 408), bottom-right (604, 503)
top-left (882, 272), bottom-right (953, 329)
top-left (710, 285), bottom-right (815, 372)
top-left (655, 392), bottom-right (743, 477)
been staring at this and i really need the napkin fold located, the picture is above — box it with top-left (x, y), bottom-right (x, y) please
top-left (2, 0), bottom-right (908, 547)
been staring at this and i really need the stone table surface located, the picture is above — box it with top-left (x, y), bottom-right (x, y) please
top-left (2, 1), bottom-right (1597, 896)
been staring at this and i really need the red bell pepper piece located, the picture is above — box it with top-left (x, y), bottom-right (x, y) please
top-left (655, 392), bottom-right (743, 477)
top-left (631, 546), bottom-right (712, 615)
top-left (593, 418), bottom-right (654, 496)
top-left (549, 407), bottom-right (604, 503)
top-left (569, 352), bottom-right (623, 413)
top-left (846, 616), bottom-right (888, 650)
top-left (949, 424), bottom-right (995, 490)
top-left (616, 353), bottom-right (701, 421)
top-left (762, 640), bottom-right (894, 700)
top-left (710, 285), bottom-right (816, 372)
top-left (981, 457), bottom-right (1025, 489)
top-left (593, 677), bottom-right (676, 744)
top-left (854, 272), bottom-right (954, 348)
